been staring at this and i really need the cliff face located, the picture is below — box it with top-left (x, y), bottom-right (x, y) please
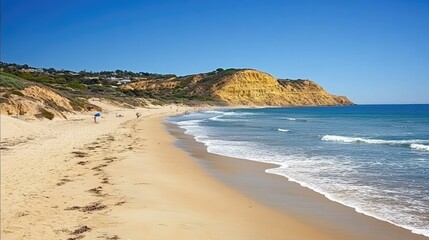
top-left (206, 70), bottom-right (353, 106)
top-left (125, 69), bottom-right (353, 106)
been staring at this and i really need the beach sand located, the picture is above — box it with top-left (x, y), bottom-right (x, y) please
top-left (1, 102), bottom-right (427, 239)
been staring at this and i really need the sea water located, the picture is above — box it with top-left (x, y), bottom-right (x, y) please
top-left (168, 105), bottom-right (429, 237)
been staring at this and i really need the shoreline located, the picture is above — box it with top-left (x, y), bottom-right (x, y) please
top-left (166, 117), bottom-right (429, 240)
top-left (101, 113), bottom-right (344, 239)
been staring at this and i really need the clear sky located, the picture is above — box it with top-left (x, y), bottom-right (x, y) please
top-left (1, 0), bottom-right (428, 104)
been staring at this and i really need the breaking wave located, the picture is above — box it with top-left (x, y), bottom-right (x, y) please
top-left (410, 143), bottom-right (429, 152)
top-left (277, 128), bottom-right (290, 132)
top-left (321, 135), bottom-right (429, 146)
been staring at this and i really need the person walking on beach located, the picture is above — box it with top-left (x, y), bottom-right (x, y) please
top-left (136, 112), bottom-right (141, 118)
top-left (94, 112), bottom-right (101, 123)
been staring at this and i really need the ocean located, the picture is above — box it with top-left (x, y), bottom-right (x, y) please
top-left (168, 104), bottom-right (429, 237)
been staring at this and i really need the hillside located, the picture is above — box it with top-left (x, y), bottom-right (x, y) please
top-left (0, 63), bottom-right (352, 119)
top-left (0, 72), bottom-right (102, 120)
top-left (123, 69), bottom-right (353, 106)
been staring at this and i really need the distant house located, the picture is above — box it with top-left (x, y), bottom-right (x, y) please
top-left (104, 77), bottom-right (132, 85)
top-left (117, 78), bottom-right (132, 85)
top-left (84, 76), bottom-right (99, 80)
top-left (107, 76), bottom-right (118, 81)
top-left (21, 68), bottom-right (43, 73)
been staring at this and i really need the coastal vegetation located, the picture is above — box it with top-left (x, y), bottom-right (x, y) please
top-left (0, 72), bottom-right (25, 89)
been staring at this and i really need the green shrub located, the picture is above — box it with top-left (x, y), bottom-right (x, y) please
top-left (67, 82), bottom-right (86, 90)
top-left (53, 77), bottom-right (67, 84)
top-left (220, 68), bottom-right (240, 75)
top-left (151, 99), bottom-right (165, 105)
top-left (0, 72), bottom-right (25, 89)
top-left (70, 98), bottom-right (87, 111)
top-left (88, 85), bottom-right (107, 92)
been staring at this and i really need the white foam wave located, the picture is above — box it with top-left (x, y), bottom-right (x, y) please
top-left (321, 135), bottom-right (429, 146)
top-left (410, 143), bottom-right (429, 152)
top-left (281, 117), bottom-right (308, 122)
top-left (204, 110), bottom-right (225, 114)
top-left (176, 119), bottom-right (204, 126)
top-left (223, 112), bottom-right (254, 116)
top-left (277, 128), bottom-right (290, 132)
top-left (209, 115), bottom-right (247, 122)
top-left (209, 115), bottom-right (227, 122)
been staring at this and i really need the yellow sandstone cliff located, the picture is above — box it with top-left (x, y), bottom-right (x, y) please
top-left (212, 70), bottom-right (352, 106)
top-left (125, 69), bottom-right (353, 106)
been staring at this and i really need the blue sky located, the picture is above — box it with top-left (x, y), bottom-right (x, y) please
top-left (1, 0), bottom-right (428, 104)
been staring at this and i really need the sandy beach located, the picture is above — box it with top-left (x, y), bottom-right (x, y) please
top-left (1, 102), bottom-right (427, 240)
top-left (1, 102), bottom-right (195, 239)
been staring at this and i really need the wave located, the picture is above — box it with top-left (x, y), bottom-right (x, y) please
top-left (410, 143), bottom-right (429, 152)
top-left (281, 117), bottom-right (308, 122)
top-left (176, 119), bottom-right (204, 126)
top-left (204, 110), bottom-right (254, 117)
top-left (209, 115), bottom-right (229, 122)
top-left (209, 115), bottom-right (248, 122)
top-left (277, 128), bottom-right (290, 132)
top-left (223, 112), bottom-right (254, 116)
top-left (321, 135), bottom-right (429, 146)
top-left (204, 110), bottom-right (226, 114)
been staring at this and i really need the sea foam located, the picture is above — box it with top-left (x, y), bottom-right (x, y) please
top-left (410, 143), bottom-right (429, 152)
top-left (321, 135), bottom-right (429, 146)
top-left (277, 128), bottom-right (290, 132)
